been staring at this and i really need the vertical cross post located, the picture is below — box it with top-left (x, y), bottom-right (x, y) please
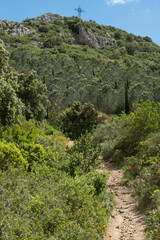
top-left (74, 5), bottom-right (85, 18)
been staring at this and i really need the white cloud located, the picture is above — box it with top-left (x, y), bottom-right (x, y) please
top-left (105, 0), bottom-right (136, 6)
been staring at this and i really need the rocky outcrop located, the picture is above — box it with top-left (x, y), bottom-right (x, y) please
top-left (0, 14), bottom-right (116, 48)
top-left (73, 27), bottom-right (116, 48)
top-left (0, 20), bottom-right (36, 36)
top-left (30, 13), bottom-right (64, 24)
top-left (29, 14), bottom-right (116, 48)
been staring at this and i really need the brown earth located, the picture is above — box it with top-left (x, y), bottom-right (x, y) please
top-left (100, 161), bottom-right (147, 240)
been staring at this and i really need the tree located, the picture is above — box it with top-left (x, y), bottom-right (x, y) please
top-left (18, 70), bottom-right (50, 121)
top-left (0, 39), bottom-right (9, 73)
top-left (125, 79), bottom-right (130, 114)
top-left (0, 77), bottom-right (23, 125)
top-left (60, 101), bottom-right (99, 139)
top-left (0, 40), bottom-right (23, 125)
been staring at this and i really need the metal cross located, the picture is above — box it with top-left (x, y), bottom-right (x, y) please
top-left (74, 5), bottom-right (85, 18)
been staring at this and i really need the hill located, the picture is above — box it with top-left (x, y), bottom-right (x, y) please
top-left (1, 13), bottom-right (160, 113)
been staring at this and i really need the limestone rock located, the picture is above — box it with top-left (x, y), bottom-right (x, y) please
top-left (0, 20), bottom-right (36, 36)
top-left (31, 13), bottom-right (64, 24)
top-left (76, 27), bottom-right (116, 48)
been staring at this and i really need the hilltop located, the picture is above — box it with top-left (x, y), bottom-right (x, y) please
top-left (1, 13), bottom-right (160, 113)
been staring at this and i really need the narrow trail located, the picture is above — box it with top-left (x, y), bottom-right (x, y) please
top-left (101, 161), bottom-right (146, 240)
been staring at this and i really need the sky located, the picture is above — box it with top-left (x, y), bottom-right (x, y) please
top-left (0, 0), bottom-right (160, 46)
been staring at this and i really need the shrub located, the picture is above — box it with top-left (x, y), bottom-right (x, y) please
top-left (66, 133), bottom-right (101, 176)
top-left (20, 143), bottom-right (46, 170)
top-left (60, 101), bottom-right (100, 139)
top-left (143, 36), bottom-right (152, 43)
top-left (126, 34), bottom-right (133, 42)
top-left (126, 101), bottom-right (160, 140)
top-left (126, 43), bottom-right (136, 55)
top-left (67, 18), bottom-right (83, 34)
top-left (114, 32), bottom-right (122, 40)
top-left (0, 141), bottom-right (28, 170)
top-left (38, 25), bottom-right (49, 33)
top-left (0, 165), bottom-right (112, 239)
top-left (43, 36), bottom-right (63, 48)
top-left (146, 208), bottom-right (160, 240)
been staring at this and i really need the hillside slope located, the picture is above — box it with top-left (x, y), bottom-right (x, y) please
top-left (1, 13), bottom-right (160, 113)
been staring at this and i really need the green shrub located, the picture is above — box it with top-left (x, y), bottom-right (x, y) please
top-left (0, 141), bottom-right (28, 170)
top-left (43, 36), bottom-right (63, 48)
top-left (0, 165), bottom-right (112, 239)
top-left (146, 208), bottom-right (160, 240)
top-left (0, 117), bottom-right (44, 144)
top-left (66, 133), bottom-right (101, 176)
top-left (67, 18), bottom-right (83, 34)
top-left (93, 115), bottom-right (122, 143)
top-left (104, 101), bottom-right (160, 163)
top-left (20, 142), bottom-right (46, 170)
top-left (60, 101), bottom-right (100, 139)
top-left (126, 43), bottom-right (136, 55)
top-left (114, 31), bottom-right (122, 40)
top-left (126, 101), bottom-right (160, 140)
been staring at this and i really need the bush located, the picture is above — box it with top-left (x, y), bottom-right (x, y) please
top-left (126, 43), bottom-right (136, 55)
top-left (60, 101), bottom-right (100, 139)
top-left (43, 36), bottom-right (63, 48)
top-left (0, 165), bottom-right (112, 239)
top-left (114, 32), bottom-right (122, 40)
top-left (126, 101), bottom-right (160, 140)
top-left (143, 36), bottom-right (152, 43)
top-left (126, 34), bottom-right (133, 42)
top-left (146, 208), bottom-right (160, 240)
top-left (67, 18), bottom-right (83, 34)
top-left (20, 143), bottom-right (46, 171)
top-left (0, 141), bottom-right (28, 170)
top-left (66, 133), bottom-right (101, 176)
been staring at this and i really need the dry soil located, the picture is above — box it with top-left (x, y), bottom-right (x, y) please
top-left (101, 161), bottom-right (147, 240)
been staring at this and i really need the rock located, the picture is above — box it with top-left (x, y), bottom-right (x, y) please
top-left (76, 27), bottom-right (116, 48)
top-left (0, 20), bottom-right (36, 36)
top-left (119, 210), bottom-right (124, 213)
top-left (31, 13), bottom-right (64, 24)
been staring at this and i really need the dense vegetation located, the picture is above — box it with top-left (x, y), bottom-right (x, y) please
top-left (1, 14), bottom-right (160, 114)
top-left (0, 40), bottom-right (114, 239)
top-left (93, 100), bottom-right (160, 239)
top-left (1, 14), bottom-right (160, 239)
top-left (0, 118), bottom-right (115, 239)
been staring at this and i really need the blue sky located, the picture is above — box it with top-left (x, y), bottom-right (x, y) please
top-left (0, 0), bottom-right (160, 46)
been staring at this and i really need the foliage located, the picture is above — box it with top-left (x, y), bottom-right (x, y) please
top-left (0, 76), bottom-right (23, 125)
top-left (0, 167), bottom-right (112, 239)
top-left (0, 40), bottom-right (50, 125)
top-left (126, 43), bottom-right (136, 55)
top-left (0, 40), bottom-right (24, 125)
top-left (95, 100), bottom-right (160, 239)
top-left (66, 133), bottom-right (101, 177)
top-left (18, 70), bottom-right (50, 121)
top-left (0, 39), bottom-right (9, 73)
top-left (67, 17), bottom-right (83, 34)
top-left (59, 101), bottom-right (100, 139)
top-left (20, 142), bottom-right (46, 171)
top-left (0, 116), bottom-right (113, 239)
top-left (125, 100), bottom-right (160, 140)
top-left (2, 13), bottom-right (160, 238)
top-left (43, 36), bottom-right (63, 48)
top-left (0, 141), bottom-right (28, 170)
top-left (1, 14), bottom-right (159, 116)
top-left (102, 101), bottom-right (160, 164)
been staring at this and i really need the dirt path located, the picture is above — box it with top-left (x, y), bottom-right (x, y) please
top-left (101, 161), bottom-right (146, 240)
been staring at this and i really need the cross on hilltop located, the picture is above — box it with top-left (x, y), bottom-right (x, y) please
top-left (74, 5), bottom-right (85, 18)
